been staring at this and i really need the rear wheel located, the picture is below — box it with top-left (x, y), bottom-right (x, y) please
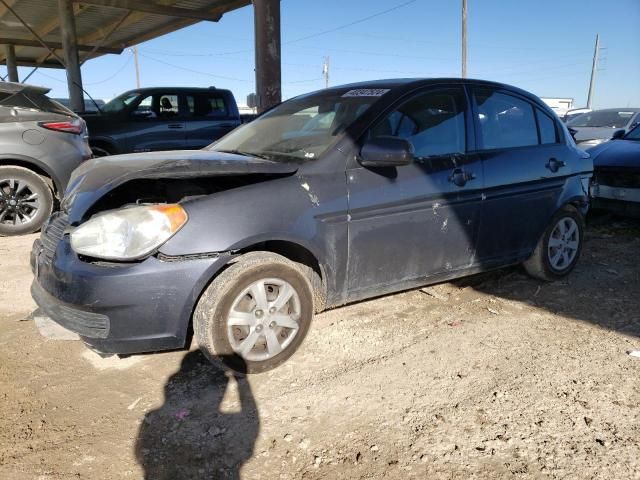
top-left (194, 252), bottom-right (315, 374)
top-left (523, 206), bottom-right (584, 281)
top-left (0, 166), bottom-right (53, 236)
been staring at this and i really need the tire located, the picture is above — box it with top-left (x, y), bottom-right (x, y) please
top-left (523, 205), bottom-right (585, 281)
top-left (0, 166), bottom-right (54, 236)
top-left (194, 252), bottom-right (316, 374)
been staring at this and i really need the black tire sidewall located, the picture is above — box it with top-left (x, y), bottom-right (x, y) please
top-left (198, 260), bottom-right (314, 374)
top-left (540, 208), bottom-right (585, 280)
top-left (0, 167), bottom-right (53, 236)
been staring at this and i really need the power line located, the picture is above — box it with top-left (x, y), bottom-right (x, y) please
top-left (284, 0), bottom-right (419, 45)
top-left (85, 53), bottom-right (133, 85)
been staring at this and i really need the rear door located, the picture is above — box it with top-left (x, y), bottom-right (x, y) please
top-left (183, 92), bottom-right (239, 149)
top-left (346, 85), bottom-right (483, 298)
top-left (471, 87), bottom-right (572, 264)
top-left (125, 92), bottom-right (186, 152)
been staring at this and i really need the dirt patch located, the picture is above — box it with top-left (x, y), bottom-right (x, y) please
top-left (1, 218), bottom-right (639, 479)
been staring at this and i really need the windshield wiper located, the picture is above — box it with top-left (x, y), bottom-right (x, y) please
top-left (216, 149), bottom-right (270, 160)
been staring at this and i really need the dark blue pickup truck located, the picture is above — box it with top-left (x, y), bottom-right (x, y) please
top-left (83, 87), bottom-right (243, 157)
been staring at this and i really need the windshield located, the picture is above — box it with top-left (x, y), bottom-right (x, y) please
top-left (567, 110), bottom-right (636, 128)
top-left (209, 89), bottom-right (383, 161)
top-left (102, 92), bottom-right (140, 114)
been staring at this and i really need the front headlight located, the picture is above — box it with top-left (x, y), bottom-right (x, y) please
top-left (71, 204), bottom-right (188, 261)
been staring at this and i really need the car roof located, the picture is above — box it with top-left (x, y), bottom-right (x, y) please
top-left (0, 81), bottom-right (50, 95)
top-left (318, 77), bottom-right (544, 101)
top-left (120, 87), bottom-right (233, 95)
top-left (587, 107), bottom-right (640, 112)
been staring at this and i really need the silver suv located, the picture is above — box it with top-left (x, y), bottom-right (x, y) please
top-left (0, 82), bottom-right (91, 235)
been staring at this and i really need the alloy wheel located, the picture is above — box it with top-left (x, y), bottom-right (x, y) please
top-left (226, 277), bottom-right (302, 362)
top-left (547, 217), bottom-right (579, 271)
top-left (0, 177), bottom-right (41, 227)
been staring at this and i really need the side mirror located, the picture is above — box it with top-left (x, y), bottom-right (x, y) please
top-left (567, 127), bottom-right (578, 142)
top-left (359, 137), bottom-right (413, 168)
top-left (611, 129), bottom-right (626, 140)
top-left (131, 110), bottom-right (153, 119)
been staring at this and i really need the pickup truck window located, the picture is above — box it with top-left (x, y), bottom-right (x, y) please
top-left (186, 94), bottom-right (228, 118)
top-left (210, 90), bottom-right (378, 161)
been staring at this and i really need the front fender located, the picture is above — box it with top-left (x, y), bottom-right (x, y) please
top-left (159, 172), bottom-right (349, 305)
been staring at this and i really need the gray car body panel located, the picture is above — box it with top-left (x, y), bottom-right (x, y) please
top-left (0, 84), bottom-right (91, 196)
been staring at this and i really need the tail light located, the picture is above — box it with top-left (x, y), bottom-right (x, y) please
top-left (39, 118), bottom-right (83, 134)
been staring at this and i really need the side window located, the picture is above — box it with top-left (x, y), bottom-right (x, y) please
top-left (474, 89), bottom-right (538, 149)
top-left (369, 89), bottom-right (466, 158)
top-left (132, 95), bottom-right (157, 119)
top-left (537, 108), bottom-right (558, 144)
top-left (186, 94), bottom-right (229, 118)
top-left (158, 94), bottom-right (178, 117)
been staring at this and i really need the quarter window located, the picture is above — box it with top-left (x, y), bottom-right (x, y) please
top-left (369, 89), bottom-right (466, 158)
top-left (474, 90), bottom-right (538, 149)
top-left (537, 109), bottom-right (558, 144)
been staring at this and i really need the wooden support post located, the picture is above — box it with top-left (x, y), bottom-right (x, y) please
top-left (58, 0), bottom-right (84, 111)
top-left (253, 0), bottom-right (281, 113)
top-left (5, 44), bottom-right (18, 81)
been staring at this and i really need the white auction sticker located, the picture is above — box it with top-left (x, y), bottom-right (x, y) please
top-left (342, 89), bottom-right (390, 98)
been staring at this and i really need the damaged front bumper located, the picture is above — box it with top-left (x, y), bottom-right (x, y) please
top-left (30, 235), bottom-right (230, 355)
top-left (591, 183), bottom-right (640, 217)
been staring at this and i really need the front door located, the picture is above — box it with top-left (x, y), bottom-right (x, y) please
top-left (346, 86), bottom-right (483, 299)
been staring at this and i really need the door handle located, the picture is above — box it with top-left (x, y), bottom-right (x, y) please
top-left (448, 168), bottom-right (476, 187)
top-left (168, 124), bottom-right (184, 129)
top-left (546, 158), bottom-right (566, 173)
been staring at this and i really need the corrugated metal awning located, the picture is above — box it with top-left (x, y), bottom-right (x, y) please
top-left (0, 0), bottom-right (250, 69)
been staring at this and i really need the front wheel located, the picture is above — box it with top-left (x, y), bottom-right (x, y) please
top-left (194, 252), bottom-right (315, 374)
top-left (523, 206), bottom-right (585, 281)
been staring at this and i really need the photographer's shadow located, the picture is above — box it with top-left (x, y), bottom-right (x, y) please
top-left (135, 351), bottom-right (259, 480)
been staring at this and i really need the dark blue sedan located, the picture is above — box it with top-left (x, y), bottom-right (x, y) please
top-left (31, 78), bottom-right (593, 373)
top-left (589, 125), bottom-right (640, 217)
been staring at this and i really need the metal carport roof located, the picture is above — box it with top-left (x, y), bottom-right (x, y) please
top-left (0, 0), bottom-right (250, 69)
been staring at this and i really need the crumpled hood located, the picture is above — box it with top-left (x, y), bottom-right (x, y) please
top-left (62, 149), bottom-right (298, 222)
top-left (588, 139), bottom-right (640, 168)
top-left (572, 126), bottom-right (619, 143)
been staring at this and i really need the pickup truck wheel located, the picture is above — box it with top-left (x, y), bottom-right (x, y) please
top-left (194, 252), bottom-right (314, 374)
top-left (523, 206), bottom-right (584, 281)
top-left (0, 166), bottom-right (53, 236)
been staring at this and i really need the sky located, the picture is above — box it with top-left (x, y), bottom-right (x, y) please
top-left (5, 0), bottom-right (640, 109)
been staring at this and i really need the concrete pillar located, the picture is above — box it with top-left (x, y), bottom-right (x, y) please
top-left (252, 0), bottom-right (281, 113)
top-left (58, 0), bottom-right (84, 112)
top-left (5, 45), bottom-right (18, 82)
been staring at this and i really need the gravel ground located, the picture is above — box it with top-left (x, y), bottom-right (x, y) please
top-left (1, 216), bottom-right (639, 479)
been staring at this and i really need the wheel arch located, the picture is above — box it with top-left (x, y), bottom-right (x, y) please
top-left (0, 155), bottom-right (60, 197)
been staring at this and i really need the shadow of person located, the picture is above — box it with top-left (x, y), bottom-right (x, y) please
top-left (135, 351), bottom-right (259, 480)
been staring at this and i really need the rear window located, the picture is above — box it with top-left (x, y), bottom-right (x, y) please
top-left (0, 91), bottom-right (72, 115)
top-left (474, 89), bottom-right (538, 149)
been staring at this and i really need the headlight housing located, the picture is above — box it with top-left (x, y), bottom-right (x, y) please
top-left (71, 204), bottom-right (188, 261)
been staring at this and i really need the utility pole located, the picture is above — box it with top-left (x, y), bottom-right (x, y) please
top-left (586, 34), bottom-right (600, 109)
top-left (323, 56), bottom-right (330, 88)
top-left (461, 0), bottom-right (467, 78)
top-left (133, 45), bottom-right (141, 88)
